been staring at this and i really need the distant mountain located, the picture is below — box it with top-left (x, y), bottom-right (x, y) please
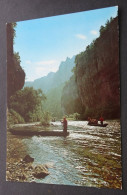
top-left (25, 56), bottom-right (75, 93)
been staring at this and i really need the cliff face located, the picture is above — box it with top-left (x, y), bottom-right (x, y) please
top-left (7, 23), bottom-right (25, 102)
top-left (61, 75), bottom-right (83, 115)
top-left (75, 17), bottom-right (120, 118)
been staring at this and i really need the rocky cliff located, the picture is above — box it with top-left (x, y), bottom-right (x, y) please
top-left (61, 16), bottom-right (120, 119)
top-left (7, 23), bottom-right (25, 102)
top-left (75, 16), bottom-right (120, 118)
top-left (61, 74), bottom-right (83, 115)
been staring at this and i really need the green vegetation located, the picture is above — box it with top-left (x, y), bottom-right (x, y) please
top-left (14, 52), bottom-right (21, 64)
top-left (99, 17), bottom-right (114, 35)
top-left (11, 22), bottom-right (17, 41)
top-left (7, 109), bottom-right (25, 127)
top-left (24, 56), bottom-right (76, 121)
top-left (67, 113), bottom-right (80, 120)
top-left (61, 74), bottom-right (83, 117)
top-left (40, 111), bottom-right (51, 126)
top-left (43, 83), bottom-right (65, 120)
top-left (8, 87), bottom-right (46, 123)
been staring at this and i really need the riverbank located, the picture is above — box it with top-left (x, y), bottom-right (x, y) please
top-left (6, 131), bottom-right (49, 182)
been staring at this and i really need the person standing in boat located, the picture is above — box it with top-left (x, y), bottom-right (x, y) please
top-left (99, 116), bottom-right (104, 125)
top-left (62, 117), bottom-right (67, 133)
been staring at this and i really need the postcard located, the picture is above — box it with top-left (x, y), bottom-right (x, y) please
top-left (6, 6), bottom-right (122, 189)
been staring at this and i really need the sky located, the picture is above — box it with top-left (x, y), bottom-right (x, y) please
top-left (13, 6), bottom-right (118, 81)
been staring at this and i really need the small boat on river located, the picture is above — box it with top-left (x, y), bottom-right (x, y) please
top-left (88, 123), bottom-right (108, 127)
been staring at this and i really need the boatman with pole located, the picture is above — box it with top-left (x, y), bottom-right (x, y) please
top-left (99, 116), bottom-right (104, 125)
top-left (62, 117), bottom-right (68, 134)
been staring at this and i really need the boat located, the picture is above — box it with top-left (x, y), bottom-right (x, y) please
top-left (9, 128), bottom-right (69, 137)
top-left (88, 123), bottom-right (108, 127)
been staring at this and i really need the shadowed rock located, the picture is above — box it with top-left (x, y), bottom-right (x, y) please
top-left (33, 165), bottom-right (49, 179)
top-left (23, 155), bottom-right (34, 163)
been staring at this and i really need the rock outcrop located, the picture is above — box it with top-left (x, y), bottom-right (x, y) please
top-left (7, 23), bottom-right (25, 102)
top-left (75, 16), bottom-right (120, 119)
top-left (61, 75), bottom-right (83, 115)
top-left (61, 16), bottom-right (120, 119)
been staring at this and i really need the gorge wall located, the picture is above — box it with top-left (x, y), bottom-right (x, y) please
top-left (7, 23), bottom-right (25, 102)
top-left (76, 16), bottom-right (120, 118)
top-left (62, 16), bottom-right (120, 119)
top-left (61, 74), bottom-right (83, 116)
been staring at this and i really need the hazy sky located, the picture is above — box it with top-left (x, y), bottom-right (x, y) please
top-left (14, 6), bottom-right (118, 81)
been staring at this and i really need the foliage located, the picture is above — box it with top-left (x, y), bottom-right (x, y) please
top-left (43, 83), bottom-right (65, 119)
top-left (73, 113), bottom-right (80, 120)
top-left (99, 17), bottom-right (114, 35)
top-left (61, 74), bottom-right (83, 117)
top-left (14, 52), bottom-right (21, 64)
top-left (71, 66), bottom-right (76, 76)
top-left (99, 25), bottom-right (105, 34)
top-left (11, 22), bottom-right (17, 43)
top-left (68, 113), bottom-right (80, 120)
top-left (40, 111), bottom-right (51, 126)
top-left (25, 56), bottom-right (76, 120)
top-left (9, 87), bottom-right (46, 122)
top-left (7, 109), bottom-right (25, 127)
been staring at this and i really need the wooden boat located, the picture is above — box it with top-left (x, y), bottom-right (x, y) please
top-left (9, 128), bottom-right (69, 137)
top-left (88, 123), bottom-right (108, 127)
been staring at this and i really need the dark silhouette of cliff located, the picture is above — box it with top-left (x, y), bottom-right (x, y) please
top-left (75, 16), bottom-right (120, 119)
top-left (7, 23), bottom-right (25, 102)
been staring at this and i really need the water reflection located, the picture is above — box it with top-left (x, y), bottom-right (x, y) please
top-left (18, 120), bottom-right (122, 188)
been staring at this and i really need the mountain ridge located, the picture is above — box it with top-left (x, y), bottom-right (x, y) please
top-left (25, 55), bottom-right (75, 93)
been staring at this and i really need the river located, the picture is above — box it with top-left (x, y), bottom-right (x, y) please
top-left (8, 120), bottom-right (122, 189)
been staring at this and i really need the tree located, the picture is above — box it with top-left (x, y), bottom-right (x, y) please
top-left (14, 52), bottom-right (21, 64)
top-left (9, 87), bottom-right (46, 122)
top-left (99, 25), bottom-right (105, 34)
top-left (40, 111), bottom-right (51, 126)
top-left (11, 22), bottom-right (17, 41)
top-left (73, 113), bottom-right (80, 120)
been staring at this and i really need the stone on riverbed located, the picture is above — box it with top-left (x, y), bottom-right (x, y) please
top-left (33, 165), bottom-right (49, 179)
top-left (6, 154), bottom-right (50, 182)
top-left (23, 155), bottom-right (34, 163)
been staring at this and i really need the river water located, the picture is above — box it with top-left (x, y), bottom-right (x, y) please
top-left (10, 120), bottom-right (122, 189)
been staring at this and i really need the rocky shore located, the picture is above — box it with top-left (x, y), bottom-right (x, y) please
top-left (6, 131), bottom-right (49, 182)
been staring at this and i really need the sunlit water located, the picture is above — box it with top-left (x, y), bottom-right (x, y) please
top-left (11, 120), bottom-right (122, 188)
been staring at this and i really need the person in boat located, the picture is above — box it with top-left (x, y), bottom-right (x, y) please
top-left (88, 117), bottom-right (91, 125)
top-left (88, 117), bottom-right (98, 125)
top-left (61, 117), bottom-right (67, 133)
top-left (99, 116), bottom-right (104, 125)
